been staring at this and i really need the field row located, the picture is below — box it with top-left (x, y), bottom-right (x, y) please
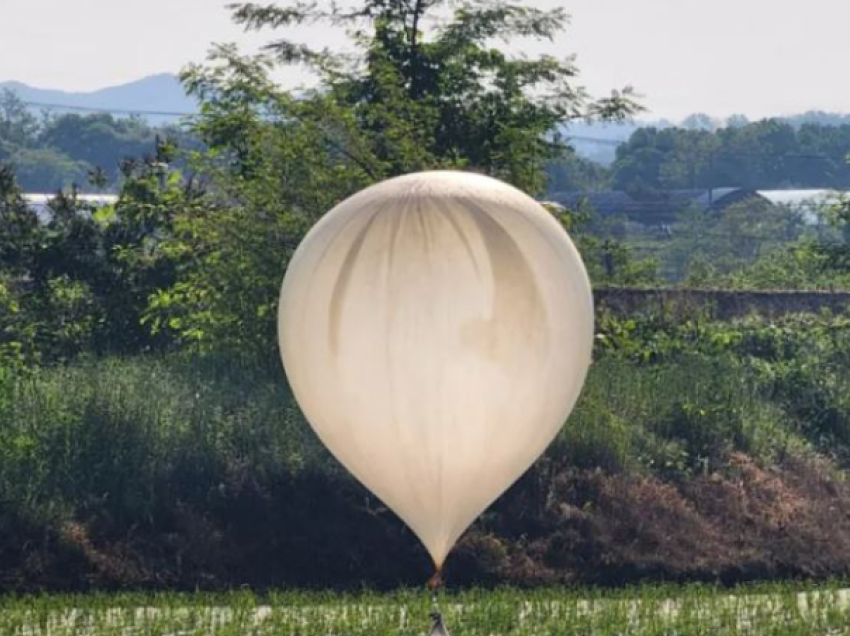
top-left (3, 585), bottom-right (850, 635)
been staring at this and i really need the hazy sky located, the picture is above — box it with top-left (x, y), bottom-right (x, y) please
top-left (1, 0), bottom-right (847, 120)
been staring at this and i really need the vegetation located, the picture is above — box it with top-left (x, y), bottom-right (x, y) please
top-left (575, 190), bottom-right (850, 286)
top-left (0, 149), bottom-right (195, 366)
top-left (552, 117), bottom-right (850, 194)
top-left (608, 120), bottom-right (850, 193)
top-left (2, 0), bottom-right (850, 597)
top-left (3, 311), bottom-right (850, 589)
top-left (2, 0), bottom-right (643, 358)
top-left (0, 89), bottom-right (184, 192)
top-left (4, 583), bottom-right (850, 635)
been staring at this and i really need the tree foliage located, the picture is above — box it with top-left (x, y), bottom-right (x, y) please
top-left (0, 143), bottom-right (194, 364)
top-left (0, 89), bottom-right (182, 192)
top-left (610, 120), bottom-right (850, 193)
top-left (147, 0), bottom-right (639, 352)
top-left (219, 0), bottom-right (640, 191)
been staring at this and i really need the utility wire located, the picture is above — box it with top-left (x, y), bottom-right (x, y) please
top-left (561, 139), bottom-right (849, 161)
top-left (12, 101), bottom-right (850, 163)
top-left (565, 135), bottom-right (625, 147)
top-left (21, 100), bottom-right (196, 119)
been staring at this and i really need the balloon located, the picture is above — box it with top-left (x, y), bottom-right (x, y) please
top-left (278, 171), bottom-right (593, 570)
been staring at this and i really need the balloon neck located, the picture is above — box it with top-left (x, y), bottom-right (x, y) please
top-left (427, 567), bottom-right (444, 598)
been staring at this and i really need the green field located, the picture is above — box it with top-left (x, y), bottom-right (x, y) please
top-left (3, 584), bottom-right (850, 636)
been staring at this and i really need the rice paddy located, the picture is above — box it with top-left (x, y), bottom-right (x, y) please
top-left (3, 583), bottom-right (850, 636)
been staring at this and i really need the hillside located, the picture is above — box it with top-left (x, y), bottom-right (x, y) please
top-left (4, 309), bottom-right (850, 590)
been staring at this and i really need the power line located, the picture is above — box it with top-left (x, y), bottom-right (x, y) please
top-left (709, 150), bottom-right (842, 161)
top-left (10, 103), bottom-right (850, 164)
top-left (563, 136), bottom-right (849, 161)
top-left (566, 135), bottom-right (625, 147)
top-left (21, 100), bottom-right (196, 119)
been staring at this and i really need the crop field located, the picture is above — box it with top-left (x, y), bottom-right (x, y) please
top-left (3, 584), bottom-right (850, 636)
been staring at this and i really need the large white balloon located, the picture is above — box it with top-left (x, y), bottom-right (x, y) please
top-left (278, 171), bottom-right (593, 569)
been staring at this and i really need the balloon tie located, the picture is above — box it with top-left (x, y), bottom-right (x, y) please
top-left (427, 566), bottom-right (445, 634)
top-left (427, 567), bottom-right (443, 602)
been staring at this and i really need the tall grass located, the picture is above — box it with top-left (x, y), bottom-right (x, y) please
top-left (0, 333), bottom-right (845, 589)
top-left (556, 355), bottom-right (806, 475)
top-left (0, 352), bottom-right (811, 531)
top-left (0, 354), bottom-right (326, 530)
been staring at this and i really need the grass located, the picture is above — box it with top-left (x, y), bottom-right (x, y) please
top-left (0, 350), bottom-right (811, 525)
top-left (2, 312), bottom-right (850, 588)
top-left (2, 583), bottom-right (850, 635)
top-left (0, 353), bottom-right (326, 528)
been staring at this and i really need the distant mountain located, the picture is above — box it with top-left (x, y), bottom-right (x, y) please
top-left (0, 74), bottom-right (197, 123)
top-left (4, 73), bottom-right (850, 162)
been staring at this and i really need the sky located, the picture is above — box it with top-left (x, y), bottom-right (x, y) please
top-left (0, 0), bottom-right (848, 121)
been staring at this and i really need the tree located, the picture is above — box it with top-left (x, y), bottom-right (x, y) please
top-left (222, 0), bottom-right (640, 193)
top-left (150, 0), bottom-right (640, 353)
top-left (682, 113), bottom-right (717, 131)
top-left (0, 94), bottom-right (182, 192)
top-left (0, 90), bottom-right (38, 151)
top-left (545, 151), bottom-right (610, 193)
top-left (0, 163), bottom-right (96, 363)
top-left (612, 120), bottom-right (850, 192)
top-left (39, 113), bottom-right (159, 184)
top-left (610, 127), bottom-right (718, 193)
top-left (703, 157), bottom-right (850, 291)
top-left (0, 144), bottom-right (194, 363)
top-left (7, 147), bottom-right (89, 192)
top-left (721, 238), bottom-right (850, 290)
top-left (815, 190), bottom-right (850, 272)
top-left (726, 114), bottom-right (750, 129)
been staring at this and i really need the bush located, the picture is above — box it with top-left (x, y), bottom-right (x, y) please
top-left (0, 312), bottom-right (846, 589)
top-left (562, 356), bottom-right (802, 477)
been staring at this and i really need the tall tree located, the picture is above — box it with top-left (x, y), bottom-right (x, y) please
top-left (215, 0), bottom-right (640, 193)
top-left (612, 121), bottom-right (850, 192)
top-left (154, 0), bottom-right (640, 352)
top-left (0, 90), bottom-right (39, 152)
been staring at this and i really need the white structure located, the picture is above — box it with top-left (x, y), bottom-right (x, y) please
top-left (23, 193), bottom-right (118, 222)
top-left (757, 189), bottom-right (843, 223)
